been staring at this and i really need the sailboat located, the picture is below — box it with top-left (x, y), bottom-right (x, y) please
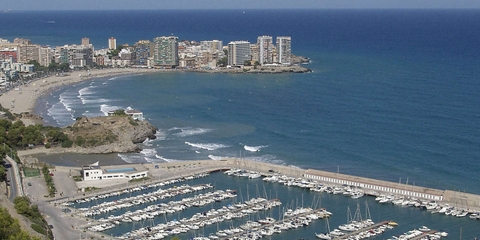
top-left (315, 217), bottom-right (332, 240)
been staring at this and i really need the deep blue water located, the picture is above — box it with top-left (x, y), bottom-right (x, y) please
top-left (2, 9), bottom-right (479, 238)
top-left (16, 9), bottom-right (479, 192)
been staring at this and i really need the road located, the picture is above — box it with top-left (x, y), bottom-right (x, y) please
top-left (6, 164), bottom-right (17, 201)
top-left (5, 156), bottom-right (23, 201)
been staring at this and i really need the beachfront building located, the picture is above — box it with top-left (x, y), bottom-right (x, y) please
top-left (0, 49), bottom-right (17, 62)
top-left (55, 44), bottom-right (94, 68)
top-left (250, 44), bottom-right (259, 64)
top-left (276, 36), bottom-right (292, 65)
top-left (0, 38), bottom-right (54, 66)
top-left (108, 37), bottom-right (117, 50)
top-left (227, 41), bottom-right (251, 66)
top-left (39, 46), bottom-right (54, 67)
top-left (257, 35), bottom-right (273, 65)
top-left (17, 44), bottom-right (40, 64)
top-left (153, 36), bottom-right (179, 68)
top-left (134, 40), bottom-right (153, 66)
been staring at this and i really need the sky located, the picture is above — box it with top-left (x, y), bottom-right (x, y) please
top-left (2, 0), bottom-right (480, 11)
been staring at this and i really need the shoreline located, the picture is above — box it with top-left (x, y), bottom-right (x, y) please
top-left (0, 68), bottom-right (162, 126)
top-left (0, 66), bottom-right (311, 127)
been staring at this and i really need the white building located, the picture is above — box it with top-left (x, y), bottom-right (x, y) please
top-left (276, 36), bottom-right (292, 65)
top-left (125, 109), bottom-right (144, 121)
top-left (257, 36), bottom-right (273, 65)
top-left (228, 41), bottom-right (251, 66)
top-left (82, 163), bottom-right (148, 181)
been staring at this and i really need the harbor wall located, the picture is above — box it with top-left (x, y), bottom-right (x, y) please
top-left (443, 190), bottom-right (480, 209)
top-left (220, 158), bottom-right (480, 210)
top-left (62, 158), bottom-right (480, 210)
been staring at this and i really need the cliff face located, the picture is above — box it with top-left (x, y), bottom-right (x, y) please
top-left (64, 116), bottom-right (158, 154)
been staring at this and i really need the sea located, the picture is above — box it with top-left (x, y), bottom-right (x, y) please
top-left (1, 9), bottom-right (479, 238)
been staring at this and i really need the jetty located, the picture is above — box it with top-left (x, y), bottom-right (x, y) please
top-left (24, 158), bottom-right (473, 239)
top-left (61, 158), bottom-right (480, 212)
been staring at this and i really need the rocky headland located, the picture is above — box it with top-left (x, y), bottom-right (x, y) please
top-left (63, 116), bottom-right (158, 154)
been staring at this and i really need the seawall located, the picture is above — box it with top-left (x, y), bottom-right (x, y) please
top-left (52, 158), bottom-right (480, 211)
top-left (220, 158), bottom-right (480, 210)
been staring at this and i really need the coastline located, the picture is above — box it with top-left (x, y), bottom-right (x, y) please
top-left (0, 66), bottom-right (311, 127)
top-left (0, 68), bottom-right (161, 126)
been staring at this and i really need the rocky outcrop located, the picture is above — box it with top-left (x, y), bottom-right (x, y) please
top-left (63, 116), bottom-right (157, 154)
top-left (192, 65), bottom-right (311, 74)
top-left (291, 54), bottom-right (311, 65)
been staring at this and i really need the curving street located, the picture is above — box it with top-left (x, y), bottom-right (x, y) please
top-left (5, 156), bottom-right (23, 201)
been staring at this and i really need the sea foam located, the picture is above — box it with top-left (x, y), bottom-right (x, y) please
top-left (171, 127), bottom-right (212, 137)
top-left (243, 145), bottom-right (268, 152)
top-left (155, 155), bottom-right (179, 163)
top-left (185, 142), bottom-right (229, 151)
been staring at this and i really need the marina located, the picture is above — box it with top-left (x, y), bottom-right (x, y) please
top-left (45, 159), bottom-right (480, 239)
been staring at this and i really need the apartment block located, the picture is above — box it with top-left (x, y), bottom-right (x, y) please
top-left (276, 36), bottom-right (292, 65)
top-left (153, 36), bottom-right (179, 67)
top-left (257, 36), bottom-right (273, 65)
top-left (134, 40), bottom-right (153, 66)
top-left (108, 37), bottom-right (117, 50)
top-left (228, 41), bottom-right (251, 66)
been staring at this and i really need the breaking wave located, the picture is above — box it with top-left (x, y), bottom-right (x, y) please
top-left (185, 142), bottom-right (229, 151)
top-left (243, 145), bottom-right (268, 152)
top-left (208, 155), bottom-right (227, 161)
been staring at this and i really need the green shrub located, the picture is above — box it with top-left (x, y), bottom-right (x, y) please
top-left (75, 136), bottom-right (85, 146)
top-left (129, 118), bottom-right (139, 126)
top-left (61, 139), bottom-right (73, 148)
top-left (31, 223), bottom-right (46, 235)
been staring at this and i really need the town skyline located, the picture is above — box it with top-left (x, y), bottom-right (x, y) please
top-left (0, 34), bottom-right (296, 81)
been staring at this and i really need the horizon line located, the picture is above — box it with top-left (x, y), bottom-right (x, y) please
top-left (2, 8), bottom-right (480, 12)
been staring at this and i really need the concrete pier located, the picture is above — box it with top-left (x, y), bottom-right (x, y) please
top-left (49, 158), bottom-right (480, 211)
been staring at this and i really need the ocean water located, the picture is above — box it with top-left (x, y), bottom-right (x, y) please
top-left (2, 9), bottom-right (479, 238)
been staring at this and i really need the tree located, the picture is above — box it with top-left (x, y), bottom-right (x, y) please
top-left (27, 60), bottom-right (47, 72)
top-left (48, 62), bottom-right (59, 71)
top-left (0, 207), bottom-right (22, 238)
top-left (0, 166), bottom-right (6, 182)
top-left (2, 206), bottom-right (42, 240)
top-left (0, 119), bottom-right (12, 130)
top-left (244, 60), bottom-right (252, 66)
top-left (59, 63), bottom-right (70, 71)
top-left (7, 128), bottom-right (22, 147)
top-left (217, 56), bottom-right (228, 67)
top-left (111, 109), bottom-right (126, 116)
top-left (14, 197), bottom-right (30, 216)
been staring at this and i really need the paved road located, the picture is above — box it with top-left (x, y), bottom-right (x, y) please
top-left (5, 156), bottom-right (23, 201)
top-left (6, 164), bottom-right (17, 201)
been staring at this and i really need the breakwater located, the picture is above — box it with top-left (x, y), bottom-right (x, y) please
top-left (181, 158), bottom-right (480, 211)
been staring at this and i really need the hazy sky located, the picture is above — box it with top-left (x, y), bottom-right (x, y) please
top-left (3, 0), bottom-right (480, 11)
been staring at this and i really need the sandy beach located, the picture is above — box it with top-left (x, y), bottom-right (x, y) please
top-left (0, 68), bottom-right (160, 126)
